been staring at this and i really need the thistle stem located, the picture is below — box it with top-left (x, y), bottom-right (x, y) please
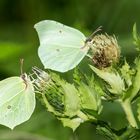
top-left (121, 100), bottom-right (138, 129)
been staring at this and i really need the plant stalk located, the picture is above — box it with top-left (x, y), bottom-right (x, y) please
top-left (121, 100), bottom-right (138, 129)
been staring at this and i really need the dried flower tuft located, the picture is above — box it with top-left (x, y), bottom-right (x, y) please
top-left (89, 34), bottom-right (120, 68)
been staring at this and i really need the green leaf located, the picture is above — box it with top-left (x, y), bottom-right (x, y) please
top-left (77, 76), bottom-right (102, 120)
top-left (78, 83), bottom-right (101, 113)
top-left (0, 75), bottom-right (35, 129)
top-left (133, 23), bottom-right (138, 41)
top-left (120, 61), bottom-right (135, 88)
top-left (74, 70), bottom-right (102, 118)
top-left (59, 117), bottom-right (84, 131)
top-left (124, 58), bottom-right (140, 101)
top-left (96, 121), bottom-right (140, 140)
top-left (90, 65), bottom-right (125, 95)
top-left (137, 98), bottom-right (140, 122)
top-left (34, 20), bottom-right (89, 72)
top-left (133, 23), bottom-right (140, 51)
top-left (60, 82), bottom-right (80, 117)
top-left (41, 93), bottom-right (63, 117)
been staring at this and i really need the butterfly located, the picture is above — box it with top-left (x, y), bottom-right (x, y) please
top-left (35, 20), bottom-right (90, 72)
top-left (0, 60), bottom-right (35, 129)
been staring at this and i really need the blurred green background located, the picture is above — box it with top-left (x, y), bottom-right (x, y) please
top-left (0, 0), bottom-right (139, 140)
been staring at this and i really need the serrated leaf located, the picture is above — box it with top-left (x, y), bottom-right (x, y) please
top-left (61, 82), bottom-right (80, 117)
top-left (41, 93), bottom-right (63, 117)
top-left (133, 23), bottom-right (138, 41)
top-left (48, 74), bottom-right (80, 117)
top-left (59, 117), bottom-right (84, 131)
top-left (120, 61), bottom-right (135, 88)
top-left (34, 20), bottom-right (89, 72)
top-left (0, 75), bottom-right (35, 129)
top-left (133, 23), bottom-right (140, 51)
top-left (74, 70), bottom-right (102, 118)
top-left (137, 98), bottom-right (140, 123)
top-left (90, 65), bottom-right (125, 95)
top-left (78, 82), bottom-right (100, 112)
top-left (124, 58), bottom-right (140, 101)
top-left (73, 69), bottom-right (105, 97)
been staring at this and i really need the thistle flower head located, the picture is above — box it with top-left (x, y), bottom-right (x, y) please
top-left (90, 34), bottom-right (120, 68)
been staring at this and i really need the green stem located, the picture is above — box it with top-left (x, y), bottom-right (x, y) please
top-left (121, 100), bottom-right (138, 129)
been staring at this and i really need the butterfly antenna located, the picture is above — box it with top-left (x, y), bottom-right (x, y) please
top-left (92, 26), bottom-right (102, 36)
top-left (20, 58), bottom-right (24, 75)
top-left (20, 58), bottom-right (28, 85)
top-left (86, 26), bottom-right (102, 43)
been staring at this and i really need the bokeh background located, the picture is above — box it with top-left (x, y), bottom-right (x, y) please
top-left (0, 0), bottom-right (140, 140)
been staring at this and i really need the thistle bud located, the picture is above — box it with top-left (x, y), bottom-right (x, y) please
top-left (90, 34), bottom-right (120, 68)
